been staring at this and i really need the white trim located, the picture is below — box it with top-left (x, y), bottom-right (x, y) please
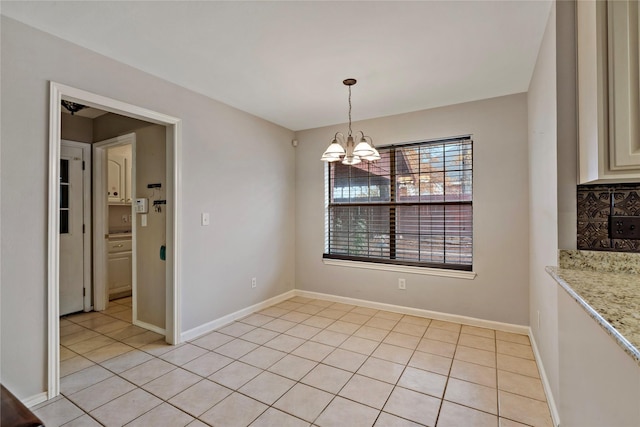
top-left (22, 392), bottom-right (48, 409)
top-left (48, 82), bottom-right (182, 400)
top-left (529, 328), bottom-right (561, 427)
top-left (48, 82), bottom-right (62, 399)
top-left (294, 289), bottom-right (528, 334)
top-left (92, 143), bottom-right (108, 312)
top-left (81, 143), bottom-right (92, 311)
top-left (134, 319), bottom-right (166, 336)
top-left (167, 120), bottom-right (182, 345)
top-left (322, 258), bottom-right (477, 280)
top-left (54, 83), bottom-right (179, 126)
top-left (181, 290), bottom-right (296, 342)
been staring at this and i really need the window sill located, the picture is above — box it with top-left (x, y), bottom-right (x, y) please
top-left (322, 258), bottom-right (477, 280)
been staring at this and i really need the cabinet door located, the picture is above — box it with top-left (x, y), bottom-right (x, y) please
top-left (608, 0), bottom-right (640, 171)
top-left (107, 153), bottom-right (126, 203)
top-left (577, 0), bottom-right (640, 183)
top-left (108, 252), bottom-right (132, 293)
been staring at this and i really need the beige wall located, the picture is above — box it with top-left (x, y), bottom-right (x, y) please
top-left (133, 125), bottom-right (167, 329)
top-left (61, 114), bottom-right (93, 143)
top-left (108, 205), bottom-right (131, 233)
top-left (0, 17), bottom-right (296, 399)
top-left (94, 114), bottom-right (151, 142)
top-left (295, 93), bottom-right (530, 325)
top-left (527, 2), bottom-right (560, 414)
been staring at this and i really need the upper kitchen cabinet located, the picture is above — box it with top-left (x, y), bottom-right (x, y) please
top-left (107, 144), bottom-right (132, 204)
top-left (578, 0), bottom-right (640, 183)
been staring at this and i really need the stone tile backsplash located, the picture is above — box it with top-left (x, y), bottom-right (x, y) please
top-left (577, 183), bottom-right (640, 252)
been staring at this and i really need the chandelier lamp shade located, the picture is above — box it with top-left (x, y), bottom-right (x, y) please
top-left (321, 79), bottom-right (380, 165)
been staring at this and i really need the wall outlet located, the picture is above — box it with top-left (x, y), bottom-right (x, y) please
top-left (251, 277), bottom-right (257, 288)
top-left (398, 278), bottom-right (406, 290)
top-left (121, 214), bottom-right (128, 223)
top-left (201, 212), bottom-right (210, 226)
top-left (609, 215), bottom-right (640, 239)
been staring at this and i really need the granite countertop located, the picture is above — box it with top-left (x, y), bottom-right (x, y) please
top-left (548, 250), bottom-right (640, 364)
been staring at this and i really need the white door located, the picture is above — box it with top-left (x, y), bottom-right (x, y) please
top-left (60, 143), bottom-right (85, 315)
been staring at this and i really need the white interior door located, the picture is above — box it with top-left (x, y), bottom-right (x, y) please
top-left (60, 143), bottom-right (86, 315)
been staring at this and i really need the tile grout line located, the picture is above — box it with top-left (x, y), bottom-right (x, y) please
top-left (308, 309), bottom-right (394, 426)
top-left (432, 321), bottom-right (463, 427)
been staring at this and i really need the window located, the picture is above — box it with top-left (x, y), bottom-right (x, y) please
top-left (324, 137), bottom-right (473, 271)
top-left (60, 159), bottom-right (70, 234)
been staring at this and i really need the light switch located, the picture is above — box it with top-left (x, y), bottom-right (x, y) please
top-left (201, 212), bottom-right (210, 226)
top-left (141, 214), bottom-right (147, 227)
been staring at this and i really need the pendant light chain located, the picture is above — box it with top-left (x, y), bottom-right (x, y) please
top-left (348, 85), bottom-right (353, 137)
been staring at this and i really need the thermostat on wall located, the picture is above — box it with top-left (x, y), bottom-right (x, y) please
top-left (135, 198), bottom-right (148, 213)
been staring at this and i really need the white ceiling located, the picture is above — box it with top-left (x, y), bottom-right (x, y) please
top-left (1, 1), bottom-right (552, 131)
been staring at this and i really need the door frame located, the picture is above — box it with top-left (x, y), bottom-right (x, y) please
top-left (93, 134), bottom-right (136, 313)
top-left (48, 82), bottom-right (183, 398)
top-left (60, 140), bottom-right (93, 313)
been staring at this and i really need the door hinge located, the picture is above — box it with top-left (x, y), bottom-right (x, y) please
top-left (83, 287), bottom-right (86, 296)
top-left (83, 224), bottom-right (85, 233)
top-left (82, 161), bottom-right (85, 170)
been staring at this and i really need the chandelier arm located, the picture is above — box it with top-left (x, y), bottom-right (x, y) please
top-left (356, 132), bottom-right (374, 145)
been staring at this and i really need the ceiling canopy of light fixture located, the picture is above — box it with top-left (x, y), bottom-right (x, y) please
top-left (321, 79), bottom-right (380, 165)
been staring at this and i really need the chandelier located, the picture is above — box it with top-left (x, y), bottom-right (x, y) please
top-left (320, 79), bottom-right (380, 165)
top-left (61, 100), bottom-right (87, 115)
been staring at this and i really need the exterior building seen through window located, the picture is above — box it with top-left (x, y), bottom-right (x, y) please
top-left (324, 136), bottom-right (473, 271)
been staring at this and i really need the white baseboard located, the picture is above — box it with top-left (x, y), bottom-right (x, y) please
top-left (174, 287), bottom-right (556, 424)
top-left (179, 287), bottom-right (530, 348)
top-left (294, 289), bottom-right (529, 335)
top-left (133, 319), bottom-right (166, 336)
top-left (23, 391), bottom-right (48, 408)
top-left (529, 329), bottom-right (561, 427)
top-left (181, 290), bottom-right (296, 342)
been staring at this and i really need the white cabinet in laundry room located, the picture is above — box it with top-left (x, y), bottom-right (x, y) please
top-left (107, 144), bottom-right (132, 204)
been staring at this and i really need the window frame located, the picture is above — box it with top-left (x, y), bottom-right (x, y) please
top-left (323, 136), bottom-right (473, 272)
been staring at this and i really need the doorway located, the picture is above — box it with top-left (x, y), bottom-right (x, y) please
top-left (48, 82), bottom-right (182, 399)
top-left (93, 134), bottom-right (136, 313)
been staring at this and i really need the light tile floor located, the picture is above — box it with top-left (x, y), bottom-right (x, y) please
top-left (32, 296), bottom-right (554, 427)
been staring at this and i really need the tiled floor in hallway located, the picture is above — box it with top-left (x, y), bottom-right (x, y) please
top-left (32, 296), bottom-right (554, 426)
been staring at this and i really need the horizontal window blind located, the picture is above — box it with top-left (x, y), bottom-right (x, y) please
top-left (325, 137), bottom-right (473, 271)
